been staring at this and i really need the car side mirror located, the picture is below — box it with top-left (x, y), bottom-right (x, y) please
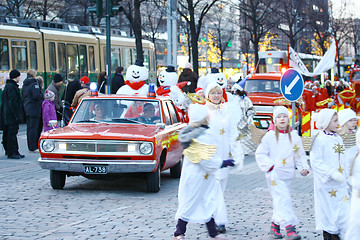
top-left (156, 123), bottom-right (165, 130)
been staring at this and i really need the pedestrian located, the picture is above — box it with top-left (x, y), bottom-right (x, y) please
top-left (46, 73), bottom-right (64, 119)
top-left (97, 71), bottom-right (107, 94)
top-left (310, 108), bottom-right (350, 239)
top-left (204, 81), bottom-right (244, 233)
top-left (72, 76), bottom-right (91, 108)
top-left (36, 76), bottom-right (44, 90)
top-left (0, 69), bottom-right (25, 159)
top-left (62, 77), bottom-right (81, 124)
top-left (231, 83), bottom-right (257, 154)
top-left (178, 62), bottom-right (198, 93)
top-left (22, 69), bottom-right (43, 152)
top-left (256, 106), bottom-right (310, 239)
top-left (173, 104), bottom-right (233, 240)
top-left (344, 130), bottom-right (360, 240)
top-left (42, 90), bottom-right (58, 132)
top-left (111, 66), bottom-right (125, 94)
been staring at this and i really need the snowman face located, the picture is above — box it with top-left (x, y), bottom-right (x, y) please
top-left (158, 70), bottom-right (178, 86)
top-left (207, 72), bottom-right (227, 89)
top-left (126, 64), bottom-right (148, 82)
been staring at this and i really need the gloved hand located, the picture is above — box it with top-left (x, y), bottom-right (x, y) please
top-left (221, 159), bottom-right (235, 168)
top-left (331, 171), bottom-right (345, 183)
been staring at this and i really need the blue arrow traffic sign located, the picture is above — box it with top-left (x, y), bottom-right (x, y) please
top-left (280, 69), bottom-right (304, 101)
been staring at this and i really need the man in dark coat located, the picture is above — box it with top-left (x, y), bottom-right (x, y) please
top-left (22, 69), bottom-right (44, 152)
top-left (111, 66), bottom-right (125, 94)
top-left (0, 70), bottom-right (25, 159)
top-left (61, 78), bottom-right (81, 125)
top-left (178, 62), bottom-right (198, 93)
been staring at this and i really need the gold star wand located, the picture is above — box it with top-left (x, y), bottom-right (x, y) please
top-left (333, 143), bottom-right (345, 173)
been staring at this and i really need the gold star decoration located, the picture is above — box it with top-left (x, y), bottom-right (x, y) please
top-left (220, 128), bottom-right (225, 135)
top-left (342, 195), bottom-right (349, 202)
top-left (204, 174), bottom-right (209, 180)
top-left (293, 144), bottom-right (299, 153)
top-left (338, 166), bottom-right (344, 174)
top-left (333, 143), bottom-right (345, 155)
top-left (271, 180), bottom-right (277, 186)
top-left (329, 189), bottom-right (337, 197)
top-left (229, 152), bottom-right (232, 158)
top-left (281, 159), bottom-right (287, 166)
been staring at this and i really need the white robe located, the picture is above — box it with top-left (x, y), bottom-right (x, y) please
top-left (310, 131), bottom-right (350, 236)
top-left (175, 128), bottom-right (227, 224)
top-left (256, 130), bottom-right (309, 227)
top-left (345, 152), bottom-right (360, 240)
top-left (116, 84), bottom-right (148, 96)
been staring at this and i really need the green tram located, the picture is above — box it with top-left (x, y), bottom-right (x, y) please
top-left (0, 21), bottom-right (156, 100)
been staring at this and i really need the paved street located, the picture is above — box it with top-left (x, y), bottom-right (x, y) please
top-left (0, 125), bottom-right (322, 240)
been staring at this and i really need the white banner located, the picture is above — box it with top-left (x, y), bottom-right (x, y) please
top-left (289, 39), bottom-right (336, 77)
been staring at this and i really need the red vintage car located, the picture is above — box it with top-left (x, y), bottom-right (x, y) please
top-left (38, 95), bottom-right (187, 192)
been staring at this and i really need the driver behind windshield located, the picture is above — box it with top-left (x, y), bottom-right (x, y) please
top-left (139, 103), bottom-right (160, 123)
top-left (91, 104), bottom-right (105, 121)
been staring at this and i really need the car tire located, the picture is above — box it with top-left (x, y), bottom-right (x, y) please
top-left (146, 165), bottom-right (160, 193)
top-left (170, 157), bottom-right (182, 178)
top-left (50, 170), bottom-right (66, 189)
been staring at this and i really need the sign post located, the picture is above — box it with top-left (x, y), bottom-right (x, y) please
top-left (280, 69), bottom-right (304, 129)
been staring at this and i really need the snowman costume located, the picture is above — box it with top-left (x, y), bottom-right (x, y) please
top-left (310, 109), bottom-right (350, 237)
top-left (206, 68), bottom-right (234, 102)
top-left (116, 60), bottom-right (148, 96)
top-left (175, 104), bottom-right (227, 225)
top-left (344, 130), bottom-right (360, 240)
top-left (156, 66), bottom-right (186, 107)
top-left (256, 106), bottom-right (310, 228)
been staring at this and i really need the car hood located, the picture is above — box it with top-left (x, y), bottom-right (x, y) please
top-left (248, 92), bottom-right (284, 105)
top-left (41, 123), bottom-right (159, 140)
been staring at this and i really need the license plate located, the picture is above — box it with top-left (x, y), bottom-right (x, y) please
top-left (84, 165), bottom-right (107, 174)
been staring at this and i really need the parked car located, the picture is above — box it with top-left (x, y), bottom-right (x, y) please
top-left (38, 95), bottom-right (187, 192)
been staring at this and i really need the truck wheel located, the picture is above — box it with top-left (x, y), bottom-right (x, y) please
top-left (170, 157), bottom-right (182, 178)
top-left (146, 165), bottom-right (160, 193)
top-left (50, 170), bottom-right (66, 189)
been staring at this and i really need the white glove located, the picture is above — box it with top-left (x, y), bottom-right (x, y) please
top-left (331, 171), bottom-right (345, 183)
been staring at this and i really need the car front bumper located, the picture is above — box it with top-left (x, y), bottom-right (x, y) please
top-left (38, 157), bottom-right (157, 173)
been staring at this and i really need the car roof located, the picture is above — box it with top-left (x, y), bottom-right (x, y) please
top-left (81, 94), bottom-right (172, 101)
top-left (248, 73), bottom-right (282, 80)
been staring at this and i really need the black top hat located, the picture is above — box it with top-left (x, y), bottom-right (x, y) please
top-left (211, 68), bottom-right (219, 73)
top-left (166, 65), bottom-right (176, 73)
top-left (135, 59), bottom-right (144, 67)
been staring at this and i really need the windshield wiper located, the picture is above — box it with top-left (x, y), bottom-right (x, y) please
top-left (111, 118), bottom-right (147, 127)
top-left (76, 119), bottom-right (106, 123)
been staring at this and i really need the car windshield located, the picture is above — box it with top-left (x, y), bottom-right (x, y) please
top-left (71, 98), bottom-right (162, 125)
top-left (244, 79), bottom-right (281, 94)
top-left (352, 71), bottom-right (360, 80)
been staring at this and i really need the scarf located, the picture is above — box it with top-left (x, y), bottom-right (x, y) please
top-left (125, 80), bottom-right (146, 90)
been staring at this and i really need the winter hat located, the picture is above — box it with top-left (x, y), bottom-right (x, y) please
top-left (338, 108), bottom-right (359, 127)
top-left (205, 82), bottom-right (222, 99)
top-left (184, 62), bottom-right (192, 69)
top-left (273, 106), bottom-right (290, 120)
top-left (188, 104), bottom-right (209, 124)
top-left (231, 83), bottom-right (243, 92)
top-left (54, 74), bottom-right (63, 83)
top-left (10, 69), bottom-right (21, 79)
top-left (44, 90), bottom-right (55, 100)
top-left (195, 87), bottom-right (204, 94)
top-left (80, 76), bottom-right (90, 85)
top-left (315, 108), bottom-right (337, 129)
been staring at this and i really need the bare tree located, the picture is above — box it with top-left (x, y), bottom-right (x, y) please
top-left (237, 0), bottom-right (280, 65)
top-left (177, 0), bottom-right (221, 75)
top-left (348, 18), bottom-right (360, 56)
top-left (0, 0), bottom-right (34, 19)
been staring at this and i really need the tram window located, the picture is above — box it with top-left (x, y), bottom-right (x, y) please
top-left (122, 48), bottom-right (131, 71)
top-left (67, 44), bottom-right (80, 80)
top-left (144, 50), bottom-right (150, 70)
top-left (79, 45), bottom-right (88, 77)
top-left (0, 38), bottom-right (9, 70)
top-left (11, 40), bottom-right (28, 70)
top-left (29, 41), bottom-right (37, 70)
top-left (89, 45), bottom-right (95, 71)
top-left (58, 43), bottom-right (66, 76)
top-left (49, 42), bottom-right (56, 71)
top-left (111, 47), bottom-right (121, 71)
top-left (131, 48), bottom-right (137, 64)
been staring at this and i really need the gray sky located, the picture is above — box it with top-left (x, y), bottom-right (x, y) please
top-left (330, 0), bottom-right (360, 18)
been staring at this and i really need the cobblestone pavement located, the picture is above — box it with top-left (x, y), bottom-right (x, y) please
top-left (0, 125), bottom-right (322, 240)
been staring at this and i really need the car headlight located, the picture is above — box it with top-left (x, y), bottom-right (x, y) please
top-left (42, 140), bottom-right (55, 152)
top-left (139, 142), bottom-right (153, 155)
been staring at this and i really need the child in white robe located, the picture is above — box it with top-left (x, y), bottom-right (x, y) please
top-left (256, 106), bottom-right (309, 240)
top-left (173, 104), bottom-right (234, 240)
top-left (310, 108), bottom-right (350, 240)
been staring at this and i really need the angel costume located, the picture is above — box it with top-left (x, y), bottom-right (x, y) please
top-left (256, 130), bottom-right (309, 227)
top-left (310, 131), bottom-right (350, 237)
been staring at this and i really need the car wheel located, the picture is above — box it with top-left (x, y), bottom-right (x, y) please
top-left (146, 165), bottom-right (160, 193)
top-left (50, 170), bottom-right (66, 189)
top-left (170, 157), bottom-right (182, 178)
